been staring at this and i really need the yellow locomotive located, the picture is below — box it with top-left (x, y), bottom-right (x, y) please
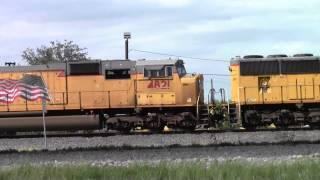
top-left (230, 54), bottom-right (320, 128)
top-left (0, 59), bottom-right (203, 132)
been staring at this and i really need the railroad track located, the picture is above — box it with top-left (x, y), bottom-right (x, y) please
top-left (1, 127), bottom-right (320, 155)
top-left (0, 126), bottom-right (314, 139)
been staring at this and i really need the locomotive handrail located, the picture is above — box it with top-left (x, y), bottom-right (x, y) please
top-left (225, 92), bottom-right (230, 116)
top-left (196, 93), bottom-right (200, 120)
top-left (239, 84), bottom-right (316, 104)
top-left (0, 90), bottom-right (131, 112)
top-left (236, 84), bottom-right (316, 88)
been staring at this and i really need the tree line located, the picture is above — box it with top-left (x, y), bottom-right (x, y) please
top-left (22, 40), bottom-right (90, 65)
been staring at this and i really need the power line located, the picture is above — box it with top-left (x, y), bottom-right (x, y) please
top-left (202, 73), bottom-right (230, 76)
top-left (130, 49), bottom-right (229, 63)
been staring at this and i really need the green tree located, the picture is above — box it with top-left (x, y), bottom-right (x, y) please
top-left (22, 40), bottom-right (89, 65)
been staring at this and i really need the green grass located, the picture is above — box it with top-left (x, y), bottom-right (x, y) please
top-left (1, 160), bottom-right (320, 180)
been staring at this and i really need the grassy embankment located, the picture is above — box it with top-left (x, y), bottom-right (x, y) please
top-left (0, 160), bottom-right (319, 180)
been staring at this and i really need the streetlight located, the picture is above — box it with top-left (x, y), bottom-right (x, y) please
top-left (124, 32), bottom-right (131, 60)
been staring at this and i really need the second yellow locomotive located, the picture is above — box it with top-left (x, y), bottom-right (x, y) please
top-left (230, 54), bottom-right (320, 128)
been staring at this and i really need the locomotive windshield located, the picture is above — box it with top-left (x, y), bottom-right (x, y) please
top-left (177, 64), bottom-right (186, 76)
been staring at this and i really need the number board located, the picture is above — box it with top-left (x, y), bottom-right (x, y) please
top-left (147, 80), bottom-right (170, 89)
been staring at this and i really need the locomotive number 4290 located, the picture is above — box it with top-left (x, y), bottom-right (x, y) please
top-left (147, 80), bottom-right (170, 89)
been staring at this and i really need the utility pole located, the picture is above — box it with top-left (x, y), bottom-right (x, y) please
top-left (42, 97), bottom-right (47, 149)
top-left (123, 32), bottom-right (131, 60)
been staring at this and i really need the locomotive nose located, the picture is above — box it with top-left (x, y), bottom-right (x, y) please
top-left (180, 73), bottom-right (204, 105)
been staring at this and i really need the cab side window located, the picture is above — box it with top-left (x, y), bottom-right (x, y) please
top-left (144, 69), bottom-right (151, 78)
top-left (144, 66), bottom-right (173, 78)
top-left (165, 66), bottom-right (173, 77)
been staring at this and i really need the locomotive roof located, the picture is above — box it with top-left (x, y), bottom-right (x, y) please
top-left (136, 59), bottom-right (183, 66)
top-left (230, 56), bottom-right (320, 65)
top-left (135, 59), bottom-right (183, 71)
top-left (0, 63), bottom-right (66, 72)
top-left (232, 56), bottom-right (320, 76)
top-left (103, 60), bottom-right (135, 70)
top-left (0, 59), bottom-right (183, 72)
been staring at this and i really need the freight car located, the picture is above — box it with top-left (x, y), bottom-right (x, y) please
top-left (0, 59), bottom-right (204, 133)
top-left (230, 54), bottom-right (320, 129)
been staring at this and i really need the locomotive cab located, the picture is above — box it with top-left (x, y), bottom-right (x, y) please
top-left (135, 59), bottom-right (203, 107)
top-left (107, 59), bottom-right (203, 131)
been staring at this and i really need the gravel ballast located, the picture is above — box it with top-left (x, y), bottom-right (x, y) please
top-left (0, 130), bottom-right (320, 152)
top-left (1, 144), bottom-right (320, 167)
top-left (1, 130), bottom-right (320, 167)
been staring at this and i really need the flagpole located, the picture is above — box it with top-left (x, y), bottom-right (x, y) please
top-left (42, 97), bottom-right (47, 149)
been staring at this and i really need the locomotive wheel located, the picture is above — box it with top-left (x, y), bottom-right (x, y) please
top-left (178, 112), bottom-right (197, 131)
top-left (308, 112), bottom-right (320, 129)
top-left (118, 121), bottom-right (132, 134)
top-left (243, 110), bottom-right (260, 130)
top-left (242, 121), bottom-right (257, 130)
top-left (147, 120), bottom-right (165, 132)
top-left (180, 120), bottom-right (196, 131)
top-left (309, 123), bottom-right (320, 129)
top-left (145, 113), bottom-right (166, 132)
top-left (277, 124), bottom-right (289, 129)
top-left (274, 110), bottom-right (294, 129)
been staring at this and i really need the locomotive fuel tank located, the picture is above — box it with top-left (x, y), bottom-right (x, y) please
top-left (0, 115), bottom-right (101, 132)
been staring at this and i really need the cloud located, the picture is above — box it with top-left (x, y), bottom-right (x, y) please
top-left (0, 0), bottom-right (320, 92)
top-left (138, 0), bottom-right (193, 7)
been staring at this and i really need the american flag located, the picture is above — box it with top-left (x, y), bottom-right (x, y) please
top-left (0, 74), bottom-right (50, 103)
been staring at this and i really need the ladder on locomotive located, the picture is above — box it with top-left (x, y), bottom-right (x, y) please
top-left (198, 88), bottom-right (230, 128)
top-left (198, 104), bottom-right (210, 127)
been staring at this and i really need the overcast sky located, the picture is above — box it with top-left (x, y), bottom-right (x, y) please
top-left (1, 0), bottom-right (319, 93)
